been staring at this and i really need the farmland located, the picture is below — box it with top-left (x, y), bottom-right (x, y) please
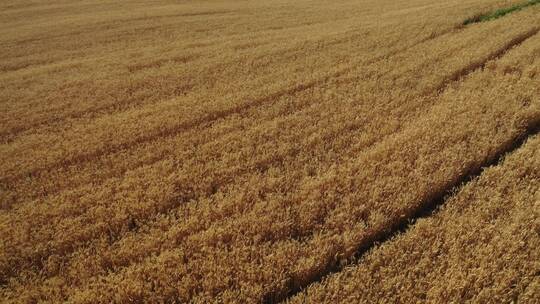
top-left (289, 134), bottom-right (540, 303)
top-left (1, 0), bottom-right (539, 303)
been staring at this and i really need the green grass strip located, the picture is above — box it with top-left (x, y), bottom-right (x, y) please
top-left (464, 0), bottom-right (540, 25)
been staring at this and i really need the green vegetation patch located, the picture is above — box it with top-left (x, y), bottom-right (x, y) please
top-left (464, 0), bottom-right (540, 25)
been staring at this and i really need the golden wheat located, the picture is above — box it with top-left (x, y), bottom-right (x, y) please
top-left (289, 133), bottom-right (540, 303)
top-left (1, 0), bottom-right (538, 303)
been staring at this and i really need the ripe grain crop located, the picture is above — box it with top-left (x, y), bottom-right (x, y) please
top-left (1, 0), bottom-right (539, 303)
top-left (289, 134), bottom-right (540, 303)
top-left (464, 0), bottom-right (540, 24)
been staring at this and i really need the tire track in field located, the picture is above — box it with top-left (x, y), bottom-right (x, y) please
top-left (276, 121), bottom-right (540, 304)
top-left (0, 23), bottom-right (459, 188)
top-left (2, 2), bottom-right (532, 302)
top-left (1, 18), bottom-right (469, 212)
top-left (0, 90), bottom-right (315, 208)
top-left (0, 28), bottom-right (345, 144)
top-left (0, 22), bottom-right (524, 288)
top-left (199, 27), bottom-right (540, 302)
top-left (0, 81), bottom-right (314, 178)
top-left (3, 4), bottom-right (528, 288)
top-left (0, 79), bottom-right (428, 288)
top-left (432, 26), bottom-right (540, 93)
top-left (1, 94), bottom-right (435, 296)
top-left (253, 113), bottom-right (540, 304)
top-left (0, 24), bottom-right (474, 287)
top-left (267, 30), bottom-right (540, 304)
top-left (70, 71), bottom-right (539, 304)
top-left (0, 26), bottom-right (336, 142)
top-left (0, 13), bottom-right (372, 140)
top-left (24, 24), bottom-right (531, 298)
top-left (4, 32), bottom-right (396, 204)
top-left (3, 1), bottom-right (536, 302)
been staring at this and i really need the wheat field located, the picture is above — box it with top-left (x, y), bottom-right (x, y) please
top-left (1, 0), bottom-right (539, 303)
top-left (289, 134), bottom-right (540, 303)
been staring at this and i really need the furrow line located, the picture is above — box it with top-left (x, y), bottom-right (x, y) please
top-left (432, 26), bottom-right (540, 93)
top-left (0, 23), bottom-right (521, 285)
top-left (274, 120), bottom-right (540, 304)
top-left (0, 24), bottom-right (456, 186)
top-left (0, 96), bottom-right (404, 286)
